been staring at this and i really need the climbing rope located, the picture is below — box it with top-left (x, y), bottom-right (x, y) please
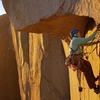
top-left (97, 31), bottom-right (100, 87)
top-left (96, 31), bottom-right (100, 57)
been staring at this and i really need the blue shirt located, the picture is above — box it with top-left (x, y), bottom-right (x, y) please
top-left (69, 30), bottom-right (97, 54)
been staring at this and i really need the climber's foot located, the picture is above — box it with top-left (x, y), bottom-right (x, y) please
top-left (94, 86), bottom-right (100, 94)
top-left (94, 76), bottom-right (99, 82)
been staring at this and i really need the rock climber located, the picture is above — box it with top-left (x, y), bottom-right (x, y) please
top-left (65, 24), bottom-right (100, 94)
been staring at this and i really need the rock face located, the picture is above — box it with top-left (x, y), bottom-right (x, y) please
top-left (2, 0), bottom-right (100, 35)
top-left (2, 0), bottom-right (100, 100)
top-left (11, 25), bottom-right (70, 100)
top-left (0, 14), bottom-right (21, 100)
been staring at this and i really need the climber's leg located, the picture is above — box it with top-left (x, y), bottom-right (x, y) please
top-left (79, 59), bottom-right (96, 89)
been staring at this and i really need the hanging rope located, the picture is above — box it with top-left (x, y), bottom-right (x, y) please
top-left (97, 32), bottom-right (100, 88)
top-left (96, 31), bottom-right (100, 57)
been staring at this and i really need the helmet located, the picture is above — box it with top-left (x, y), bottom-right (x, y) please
top-left (70, 29), bottom-right (78, 37)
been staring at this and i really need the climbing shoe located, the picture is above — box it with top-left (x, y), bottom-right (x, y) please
top-left (94, 76), bottom-right (99, 82)
top-left (94, 86), bottom-right (100, 94)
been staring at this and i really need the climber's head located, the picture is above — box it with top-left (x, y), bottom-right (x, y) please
top-left (70, 29), bottom-right (78, 37)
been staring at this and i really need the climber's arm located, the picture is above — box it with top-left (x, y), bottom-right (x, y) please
top-left (80, 41), bottom-right (99, 46)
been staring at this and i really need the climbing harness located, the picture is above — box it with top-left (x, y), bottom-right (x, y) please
top-left (65, 46), bottom-right (83, 70)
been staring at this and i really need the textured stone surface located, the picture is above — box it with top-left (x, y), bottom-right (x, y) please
top-left (2, 0), bottom-right (100, 33)
top-left (11, 24), bottom-right (70, 100)
top-left (0, 14), bottom-right (21, 100)
top-left (2, 0), bottom-right (100, 100)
